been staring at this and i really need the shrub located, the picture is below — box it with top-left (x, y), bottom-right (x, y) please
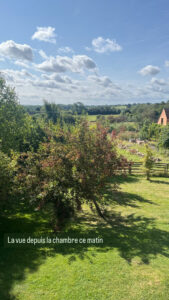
top-left (18, 122), bottom-right (128, 230)
top-left (158, 126), bottom-right (169, 149)
top-left (143, 145), bottom-right (154, 180)
top-left (118, 131), bottom-right (138, 141)
top-left (0, 151), bottom-right (16, 211)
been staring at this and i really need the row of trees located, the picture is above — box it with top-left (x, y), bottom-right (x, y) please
top-left (24, 102), bottom-right (122, 116)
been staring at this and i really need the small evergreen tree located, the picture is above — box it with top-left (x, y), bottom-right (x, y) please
top-left (143, 145), bottom-right (154, 180)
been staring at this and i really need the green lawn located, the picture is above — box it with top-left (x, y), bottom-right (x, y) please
top-left (1, 176), bottom-right (169, 299)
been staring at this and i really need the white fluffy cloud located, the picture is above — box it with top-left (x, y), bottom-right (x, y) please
top-left (36, 55), bottom-right (96, 73)
top-left (2, 66), bottom-right (169, 105)
top-left (151, 77), bottom-right (166, 86)
top-left (88, 75), bottom-right (116, 88)
top-left (14, 60), bottom-right (30, 68)
top-left (39, 50), bottom-right (48, 60)
top-left (138, 65), bottom-right (160, 76)
top-left (0, 40), bottom-right (33, 61)
top-left (87, 37), bottom-right (122, 53)
top-left (58, 47), bottom-right (74, 53)
top-left (1, 68), bottom-right (35, 82)
top-left (41, 73), bottom-right (72, 84)
top-left (32, 26), bottom-right (56, 43)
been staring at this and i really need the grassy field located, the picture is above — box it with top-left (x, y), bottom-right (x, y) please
top-left (1, 175), bottom-right (169, 300)
top-left (85, 115), bottom-right (98, 122)
top-left (117, 140), bottom-right (169, 163)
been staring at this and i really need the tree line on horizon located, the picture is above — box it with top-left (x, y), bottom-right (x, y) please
top-left (24, 100), bottom-right (169, 124)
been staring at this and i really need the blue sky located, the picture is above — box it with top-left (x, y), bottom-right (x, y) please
top-left (1, 0), bottom-right (169, 105)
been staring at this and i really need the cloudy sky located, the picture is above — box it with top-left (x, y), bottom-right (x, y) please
top-left (1, 0), bottom-right (169, 105)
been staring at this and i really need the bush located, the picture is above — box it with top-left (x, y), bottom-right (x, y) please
top-left (17, 122), bottom-right (128, 230)
top-left (0, 151), bottom-right (16, 211)
top-left (158, 126), bottom-right (169, 149)
top-left (118, 131), bottom-right (138, 141)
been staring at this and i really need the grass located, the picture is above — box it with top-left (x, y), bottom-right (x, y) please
top-left (1, 176), bottom-right (169, 299)
top-left (85, 115), bottom-right (98, 122)
top-left (117, 140), bottom-right (169, 163)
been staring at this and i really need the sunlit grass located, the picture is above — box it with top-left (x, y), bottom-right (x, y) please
top-left (0, 176), bottom-right (169, 299)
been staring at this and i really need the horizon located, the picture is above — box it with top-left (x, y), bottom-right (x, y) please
top-left (1, 0), bottom-right (169, 105)
top-left (22, 99), bottom-right (169, 108)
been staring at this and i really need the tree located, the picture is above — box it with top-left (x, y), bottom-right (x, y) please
top-left (18, 121), bottom-right (128, 230)
top-left (139, 120), bottom-right (150, 140)
top-left (143, 145), bottom-right (154, 180)
top-left (0, 150), bottom-right (16, 211)
top-left (43, 100), bottom-right (61, 124)
top-left (72, 102), bottom-right (86, 115)
top-left (0, 77), bottom-right (26, 153)
top-left (0, 77), bottom-right (46, 154)
top-left (158, 126), bottom-right (169, 149)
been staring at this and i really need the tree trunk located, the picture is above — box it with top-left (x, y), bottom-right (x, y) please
top-left (92, 198), bottom-right (107, 221)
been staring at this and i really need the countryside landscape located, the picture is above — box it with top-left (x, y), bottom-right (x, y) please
top-left (1, 1), bottom-right (169, 300)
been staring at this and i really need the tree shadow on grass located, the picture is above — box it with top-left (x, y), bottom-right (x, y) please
top-left (0, 215), bottom-right (49, 300)
top-left (108, 174), bottom-right (140, 185)
top-left (0, 190), bottom-right (169, 299)
top-left (101, 185), bottom-right (156, 208)
top-left (150, 179), bottom-right (169, 185)
top-left (59, 211), bottom-right (169, 265)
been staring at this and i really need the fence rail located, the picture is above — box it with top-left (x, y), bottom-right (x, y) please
top-left (118, 162), bottom-right (169, 176)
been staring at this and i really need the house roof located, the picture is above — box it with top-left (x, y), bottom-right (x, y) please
top-left (164, 108), bottom-right (169, 119)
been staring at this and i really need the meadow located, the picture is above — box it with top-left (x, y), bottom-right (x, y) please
top-left (1, 175), bottom-right (169, 300)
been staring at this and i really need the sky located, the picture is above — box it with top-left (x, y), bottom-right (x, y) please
top-left (1, 0), bottom-right (169, 105)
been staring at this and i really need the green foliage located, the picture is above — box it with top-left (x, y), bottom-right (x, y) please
top-left (139, 121), bottom-right (161, 141)
top-left (148, 122), bottom-right (161, 139)
top-left (0, 77), bottom-right (46, 154)
top-left (62, 113), bottom-right (76, 125)
top-left (139, 120), bottom-right (151, 140)
top-left (43, 100), bottom-right (62, 124)
top-left (0, 151), bottom-right (16, 211)
top-left (158, 125), bottom-right (169, 149)
top-left (143, 145), bottom-right (154, 180)
top-left (123, 102), bottom-right (168, 123)
top-left (17, 122), bottom-right (128, 230)
top-left (72, 102), bottom-right (87, 115)
top-left (20, 116), bottom-right (47, 152)
top-left (0, 78), bottom-right (27, 154)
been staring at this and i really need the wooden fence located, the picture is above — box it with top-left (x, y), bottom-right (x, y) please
top-left (119, 162), bottom-right (169, 176)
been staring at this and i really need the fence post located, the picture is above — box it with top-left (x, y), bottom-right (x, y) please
top-left (128, 162), bottom-right (132, 175)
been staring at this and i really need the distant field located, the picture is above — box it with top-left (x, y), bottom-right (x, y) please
top-left (85, 114), bottom-right (121, 122)
top-left (85, 115), bottom-right (98, 122)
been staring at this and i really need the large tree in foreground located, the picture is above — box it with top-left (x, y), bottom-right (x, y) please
top-left (18, 121), bottom-right (128, 230)
top-left (0, 77), bottom-right (26, 154)
top-left (0, 77), bottom-right (46, 154)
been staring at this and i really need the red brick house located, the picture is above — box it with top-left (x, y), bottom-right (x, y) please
top-left (158, 108), bottom-right (169, 125)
